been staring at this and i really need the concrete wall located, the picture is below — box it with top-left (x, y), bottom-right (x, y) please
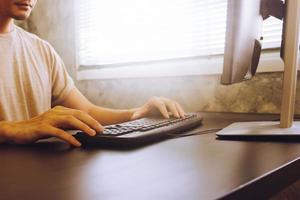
top-left (18, 0), bottom-right (300, 114)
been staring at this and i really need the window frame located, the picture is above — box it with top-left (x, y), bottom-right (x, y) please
top-left (75, 51), bottom-right (284, 80)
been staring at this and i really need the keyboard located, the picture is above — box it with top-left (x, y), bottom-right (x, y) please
top-left (74, 112), bottom-right (203, 148)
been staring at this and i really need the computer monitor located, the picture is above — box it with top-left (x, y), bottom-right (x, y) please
top-left (221, 0), bottom-right (263, 85)
top-left (216, 0), bottom-right (300, 139)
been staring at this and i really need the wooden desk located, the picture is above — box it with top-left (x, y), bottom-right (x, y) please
top-left (1, 112), bottom-right (300, 200)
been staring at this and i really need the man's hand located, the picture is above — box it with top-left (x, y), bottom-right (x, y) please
top-left (0, 106), bottom-right (104, 147)
top-left (131, 96), bottom-right (185, 120)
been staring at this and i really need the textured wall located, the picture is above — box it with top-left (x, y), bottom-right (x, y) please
top-left (19, 0), bottom-right (300, 114)
top-left (74, 73), bottom-right (285, 113)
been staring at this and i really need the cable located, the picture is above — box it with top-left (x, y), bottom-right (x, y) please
top-left (166, 128), bottom-right (222, 139)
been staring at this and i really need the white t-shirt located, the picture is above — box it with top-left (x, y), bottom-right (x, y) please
top-left (0, 25), bottom-right (74, 121)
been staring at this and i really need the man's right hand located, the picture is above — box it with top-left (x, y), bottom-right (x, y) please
top-left (0, 106), bottom-right (104, 147)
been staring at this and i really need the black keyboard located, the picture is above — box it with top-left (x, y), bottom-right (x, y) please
top-left (74, 113), bottom-right (203, 148)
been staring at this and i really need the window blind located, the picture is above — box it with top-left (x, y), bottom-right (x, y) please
top-left (77, 0), bottom-right (283, 66)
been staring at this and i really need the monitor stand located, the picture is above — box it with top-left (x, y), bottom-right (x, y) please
top-left (217, 0), bottom-right (300, 139)
top-left (216, 121), bottom-right (300, 140)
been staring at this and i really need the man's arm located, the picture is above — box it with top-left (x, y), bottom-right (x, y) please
top-left (60, 87), bottom-right (186, 125)
top-left (60, 88), bottom-right (135, 125)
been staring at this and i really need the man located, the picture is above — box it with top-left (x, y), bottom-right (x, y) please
top-left (0, 0), bottom-right (185, 147)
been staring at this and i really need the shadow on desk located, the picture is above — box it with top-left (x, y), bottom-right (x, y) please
top-left (217, 136), bottom-right (300, 143)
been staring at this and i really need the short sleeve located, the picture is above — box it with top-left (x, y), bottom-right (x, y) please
top-left (47, 44), bottom-right (75, 106)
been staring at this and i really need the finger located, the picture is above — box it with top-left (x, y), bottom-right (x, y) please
top-left (62, 116), bottom-right (97, 136)
top-left (70, 110), bottom-right (104, 132)
top-left (52, 107), bottom-right (104, 132)
top-left (43, 126), bottom-right (81, 147)
top-left (153, 98), bottom-right (170, 118)
top-left (130, 109), bottom-right (147, 120)
top-left (165, 101), bottom-right (180, 118)
top-left (175, 102), bottom-right (186, 117)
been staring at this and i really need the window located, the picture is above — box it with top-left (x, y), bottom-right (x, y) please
top-left (76, 0), bottom-right (283, 79)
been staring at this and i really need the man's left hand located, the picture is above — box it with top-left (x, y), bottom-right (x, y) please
top-left (131, 96), bottom-right (185, 120)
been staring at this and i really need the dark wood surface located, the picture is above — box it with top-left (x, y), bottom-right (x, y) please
top-left (1, 112), bottom-right (300, 200)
